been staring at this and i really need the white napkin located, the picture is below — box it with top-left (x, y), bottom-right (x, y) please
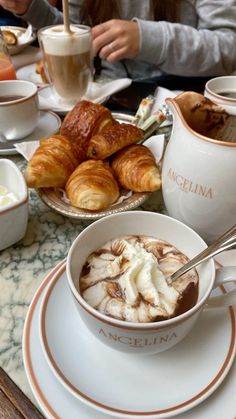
top-left (143, 134), bottom-right (165, 163)
top-left (12, 46), bottom-right (42, 70)
top-left (151, 86), bottom-right (182, 127)
top-left (18, 25), bottom-right (33, 44)
top-left (86, 78), bottom-right (132, 103)
top-left (214, 250), bottom-right (236, 267)
top-left (152, 86), bottom-right (181, 113)
top-left (38, 78), bottom-right (132, 111)
top-left (14, 140), bottom-right (39, 161)
top-left (15, 134), bottom-right (165, 163)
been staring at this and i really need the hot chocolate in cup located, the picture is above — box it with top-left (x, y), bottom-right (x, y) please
top-left (38, 24), bottom-right (92, 106)
top-left (66, 211), bottom-right (236, 355)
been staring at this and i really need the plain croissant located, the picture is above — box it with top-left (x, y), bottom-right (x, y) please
top-left (65, 160), bottom-right (120, 210)
top-left (111, 144), bottom-right (161, 192)
top-left (87, 123), bottom-right (144, 160)
top-left (24, 134), bottom-right (83, 188)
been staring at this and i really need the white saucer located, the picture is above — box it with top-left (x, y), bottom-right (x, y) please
top-left (35, 261), bottom-right (236, 419)
top-left (16, 63), bottom-right (45, 87)
top-left (37, 85), bottom-right (109, 115)
top-left (38, 77), bottom-right (132, 115)
top-left (23, 259), bottom-right (236, 419)
top-left (0, 111), bottom-right (61, 156)
top-left (23, 261), bottom-right (112, 419)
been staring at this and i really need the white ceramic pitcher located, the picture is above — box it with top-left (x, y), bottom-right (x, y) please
top-left (161, 91), bottom-right (236, 243)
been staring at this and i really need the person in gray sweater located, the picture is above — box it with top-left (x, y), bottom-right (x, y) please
top-left (1, 0), bottom-right (236, 81)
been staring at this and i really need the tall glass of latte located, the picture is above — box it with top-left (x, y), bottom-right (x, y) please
top-left (38, 24), bottom-right (92, 105)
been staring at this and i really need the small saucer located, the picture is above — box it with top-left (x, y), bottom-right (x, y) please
top-left (16, 63), bottom-right (45, 87)
top-left (38, 85), bottom-right (109, 115)
top-left (37, 77), bottom-right (131, 115)
top-left (0, 111), bottom-right (61, 156)
top-left (38, 261), bottom-right (236, 418)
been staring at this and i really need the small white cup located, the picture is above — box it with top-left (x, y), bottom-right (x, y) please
top-left (66, 211), bottom-right (236, 355)
top-left (0, 80), bottom-right (39, 140)
top-left (204, 76), bottom-right (236, 115)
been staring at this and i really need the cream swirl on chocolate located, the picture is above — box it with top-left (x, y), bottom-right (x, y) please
top-left (79, 236), bottom-right (199, 323)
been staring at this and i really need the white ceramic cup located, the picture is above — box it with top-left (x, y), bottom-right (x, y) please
top-left (204, 76), bottom-right (236, 115)
top-left (66, 211), bottom-right (236, 355)
top-left (0, 80), bottom-right (39, 140)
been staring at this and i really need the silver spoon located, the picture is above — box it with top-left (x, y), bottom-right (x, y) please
top-left (170, 224), bottom-right (236, 283)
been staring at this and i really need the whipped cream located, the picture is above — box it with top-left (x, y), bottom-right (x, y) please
top-left (80, 236), bottom-right (199, 323)
top-left (0, 185), bottom-right (18, 209)
top-left (41, 25), bottom-right (91, 56)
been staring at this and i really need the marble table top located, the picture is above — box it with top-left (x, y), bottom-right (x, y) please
top-left (0, 153), bottom-right (163, 407)
top-left (1, 153), bottom-right (235, 419)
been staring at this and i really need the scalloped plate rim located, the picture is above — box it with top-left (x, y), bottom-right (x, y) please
top-left (37, 187), bottom-right (150, 220)
top-left (37, 112), bottom-right (153, 220)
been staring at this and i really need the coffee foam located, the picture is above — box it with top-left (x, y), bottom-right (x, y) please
top-left (41, 25), bottom-right (91, 56)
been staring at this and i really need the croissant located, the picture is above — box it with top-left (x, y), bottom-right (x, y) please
top-left (60, 100), bottom-right (115, 157)
top-left (87, 123), bottom-right (144, 160)
top-left (2, 30), bottom-right (17, 46)
top-left (25, 134), bottom-right (83, 188)
top-left (65, 160), bottom-right (119, 210)
top-left (35, 59), bottom-right (49, 84)
top-left (111, 144), bottom-right (161, 192)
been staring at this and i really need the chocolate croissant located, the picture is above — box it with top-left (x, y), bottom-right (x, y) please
top-left (111, 144), bottom-right (161, 192)
top-left (60, 100), bottom-right (115, 157)
top-left (25, 134), bottom-right (83, 188)
top-left (65, 160), bottom-right (119, 211)
top-left (87, 123), bottom-right (144, 160)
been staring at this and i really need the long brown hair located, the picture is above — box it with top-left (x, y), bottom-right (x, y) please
top-left (80, 0), bottom-right (181, 26)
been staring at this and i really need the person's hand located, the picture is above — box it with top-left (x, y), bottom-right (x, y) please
top-left (0, 0), bottom-right (32, 15)
top-left (92, 19), bottom-right (140, 63)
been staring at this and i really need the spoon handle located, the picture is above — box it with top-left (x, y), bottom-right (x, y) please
top-left (170, 224), bottom-right (236, 283)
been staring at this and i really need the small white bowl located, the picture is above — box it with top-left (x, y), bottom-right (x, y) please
top-left (1, 26), bottom-right (37, 55)
top-left (0, 159), bottom-right (28, 251)
top-left (204, 76), bottom-right (236, 115)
